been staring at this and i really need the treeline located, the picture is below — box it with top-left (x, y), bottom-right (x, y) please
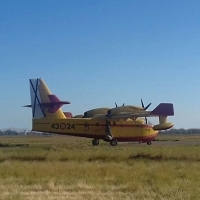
top-left (0, 130), bottom-right (52, 136)
top-left (0, 130), bottom-right (27, 136)
top-left (160, 128), bottom-right (200, 134)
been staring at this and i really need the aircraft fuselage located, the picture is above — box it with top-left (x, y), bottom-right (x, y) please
top-left (33, 118), bottom-right (158, 143)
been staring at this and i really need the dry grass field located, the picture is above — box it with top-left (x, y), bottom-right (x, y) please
top-left (0, 134), bottom-right (200, 200)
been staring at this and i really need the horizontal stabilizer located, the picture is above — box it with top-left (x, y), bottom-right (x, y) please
top-left (43, 95), bottom-right (70, 113)
top-left (23, 105), bottom-right (32, 107)
top-left (24, 94), bottom-right (70, 113)
top-left (150, 103), bottom-right (174, 116)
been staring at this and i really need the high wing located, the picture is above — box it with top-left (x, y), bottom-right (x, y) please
top-left (81, 103), bottom-right (174, 120)
top-left (106, 103), bottom-right (174, 120)
top-left (104, 103), bottom-right (174, 130)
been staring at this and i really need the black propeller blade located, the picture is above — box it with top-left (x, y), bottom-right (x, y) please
top-left (141, 99), bottom-right (151, 124)
top-left (141, 99), bottom-right (151, 110)
top-left (115, 102), bottom-right (125, 107)
top-left (144, 103), bottom-right (151, 110)
top-left (141, 99), bottom-right (145, 109)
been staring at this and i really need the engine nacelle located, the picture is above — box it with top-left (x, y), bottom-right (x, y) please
top-left (107, 105), bottom-right (143, 116)
top-left (73, 114), bottom-right (84, 118)
top-left (84, 108), bottom-right (110, 118)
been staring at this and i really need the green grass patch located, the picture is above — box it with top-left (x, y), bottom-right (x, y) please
top-left (0, 135), bottom-right (200, 199)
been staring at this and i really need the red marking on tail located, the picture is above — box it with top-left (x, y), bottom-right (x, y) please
top-left (64, 112), bottom-right (73, 118)
top-left (44, 95), bottom-right (70, 113)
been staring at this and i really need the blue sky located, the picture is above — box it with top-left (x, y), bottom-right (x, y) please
top-left (0, 0), bottom-right (200, 130)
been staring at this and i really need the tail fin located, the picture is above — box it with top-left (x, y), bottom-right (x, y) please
top-left (150, 103), bottom-right (174, 116)
top-left (29, 78), bottom-right (68, 119)
top-left (150, 103), bottom-right (174, 130)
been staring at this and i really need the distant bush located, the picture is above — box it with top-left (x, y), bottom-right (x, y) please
top-left (159, 128), bottom-right (200, 134)
top-left (0, 129), bottom-right (26, 135)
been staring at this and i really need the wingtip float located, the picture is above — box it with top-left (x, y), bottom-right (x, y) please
top-left (25, 78), bottom-right (174, 146)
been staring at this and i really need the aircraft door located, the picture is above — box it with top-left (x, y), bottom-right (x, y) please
top-left (84, 122), bottom-right (89, 132)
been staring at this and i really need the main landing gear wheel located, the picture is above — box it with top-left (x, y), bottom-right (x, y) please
top-left (92, 138), bottom-right (99, 146)
top-left (110, 139), bottom-right (118, 146)
top-left (147, 141), bottom-right (152, 145)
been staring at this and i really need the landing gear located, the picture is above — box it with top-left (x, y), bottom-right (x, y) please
top-left (105, 120), bottom-right (118, 146)
top-left (106, 120), bottom-right (113, 140)
top-left (110, 138), bottom-right (118, 146)
top-left (147, 141), bottom-right (152, 145)
top-left (92, 138), bottom-right (99, 146)
top-left (105, 135), bottom-right (112, 140)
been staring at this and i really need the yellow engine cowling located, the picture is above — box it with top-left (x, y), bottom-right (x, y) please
top-left (108, 106), bottom-right (143, 115)
top-left (84, 108), bottom-right (110, 118)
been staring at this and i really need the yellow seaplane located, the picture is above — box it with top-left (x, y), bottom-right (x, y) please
top-left (25, 78), bottom-right (174, 146)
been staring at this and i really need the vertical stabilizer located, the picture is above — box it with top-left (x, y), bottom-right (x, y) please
top-left (30, 78), bottom-right (66, 119)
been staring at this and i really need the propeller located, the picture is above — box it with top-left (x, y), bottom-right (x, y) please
top-left (141, 99), bottom-right (151, 110)
top-left (141, 99), bottom-right (151, 124)
top-left (115, 102), bottom-right (125, 107)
